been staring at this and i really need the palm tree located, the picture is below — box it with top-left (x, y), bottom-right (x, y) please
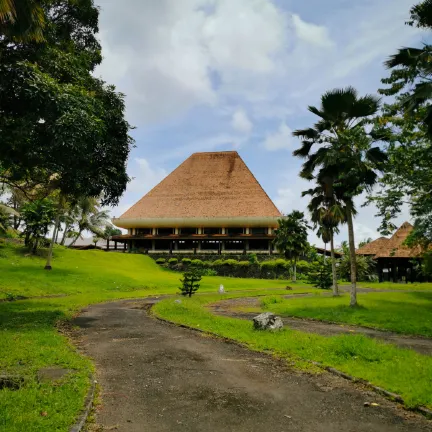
top-left (68, 197), bottom-right (110, 247)
top-left (303, 183), bottom-right (349, 296)
top-left (293, 87), bottom-right (386, 306)
top-left (0, 0), bottom-right (46, 42)
top-left (274, 210), bottom-right (310, 281)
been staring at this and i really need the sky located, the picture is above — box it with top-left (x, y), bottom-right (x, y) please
top-left (94, 0), bottom-right (427, 247)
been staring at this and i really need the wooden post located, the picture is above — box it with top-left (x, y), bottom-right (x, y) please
top-left (218, 242), bottom-right (221, 255)
top-left (378, 259), bottom-right (383, 283)
top-left (123, 242), bottom-right (126, 253)
top-left (391, 261), bottom-right (397, 283)
top-left (169, 241), bottom-right (173, 255)
top-left (114, 241), bottom-right (117, 250)
top-left (106, 239), bottom-right (109, 251)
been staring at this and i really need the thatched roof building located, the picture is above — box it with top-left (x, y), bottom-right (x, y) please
top-left (356, 222), bottom-right (423, 282)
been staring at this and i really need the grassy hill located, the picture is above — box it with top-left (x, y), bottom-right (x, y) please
top-left (0, 241), bottom-right (293, 432)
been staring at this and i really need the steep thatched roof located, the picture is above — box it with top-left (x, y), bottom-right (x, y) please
top-left (117, 151), bottom-right (281, 220)
top-left (356, 222), bottom-right (422, 259)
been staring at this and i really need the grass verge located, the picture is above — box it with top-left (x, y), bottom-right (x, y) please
top-left (256, 292), bottom-right (432, 337)
top-left (0, 242), bottom-right (294, 432)
top-left (153, 295), bottom-right (432, 410)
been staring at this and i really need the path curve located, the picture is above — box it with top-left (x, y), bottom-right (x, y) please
top-left (72, 299), bottom-right (430, 431)
top-left (208, 296), bottom-right (432, 356)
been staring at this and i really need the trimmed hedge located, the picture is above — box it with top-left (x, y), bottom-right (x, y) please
top-left (155, 258), bottom-right (166, 264)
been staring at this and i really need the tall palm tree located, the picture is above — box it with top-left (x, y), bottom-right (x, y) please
top-left (303, 183), bottom-right (351, 296)
top-left (293, 87), bottom-right (386, 306)
top-left (0, 0), bottom-right (46, 42)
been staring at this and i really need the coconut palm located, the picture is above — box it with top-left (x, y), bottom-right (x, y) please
top-left (293, 87), bottom-right (386, 306)
top-left (303, 183), bottom-right (351, 296)
top-left (0, 0), bottom-right (46, 42)
top-left (68, 197), bottom-right (110, 247)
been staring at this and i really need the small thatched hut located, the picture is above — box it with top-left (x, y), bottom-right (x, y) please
top-left (356, 222), bottom-right (423, 282)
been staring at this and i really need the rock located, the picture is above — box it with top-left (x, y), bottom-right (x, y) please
top-left (286, 286), bottom-right (293, 290)
top-left (174, 299), bottom-right (182, 304)
top-left (218, 284), bottom-right (225, 294)
top-left (37, 367), bottom-right (73, 383)
top-left (253, 312), bottom-right (284, 331)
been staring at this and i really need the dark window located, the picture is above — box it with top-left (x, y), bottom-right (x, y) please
top-left (227, 227), bottom-right (244, 235)
top-left (251, 227), bottom-right (268, 235)
top-left (157, 228), bottom-right (174, 235)
top-left (136, 228), bottom-right (152, 235)
top-left (180, 227), bottom-right (197, 235)
top-left (203, 227), bottom-right (222, 235)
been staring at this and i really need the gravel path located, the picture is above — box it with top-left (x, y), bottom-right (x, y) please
top-left (72, 299), bottom-right (430, 431)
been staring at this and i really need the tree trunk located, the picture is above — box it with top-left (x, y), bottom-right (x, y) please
top-left (346, 210), bottom-right (357, 307)
top-left (292, 257), bottom-right (297, 282)
top-left (60, 224), bottom-right (70, 246)
top-left (330, 230), bottom-right (339, 296)
top-left (45, 199), bottom-right (62, 270)
top-left (69, 230), bottom-right (82, 247)
top-left (323, 242), bottom-right (327, 261)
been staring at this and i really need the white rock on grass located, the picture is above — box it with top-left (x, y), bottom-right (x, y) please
top-left (218, 284), bottom-right (225, 294)
top-left (253, 312), bottom-right (284, 331)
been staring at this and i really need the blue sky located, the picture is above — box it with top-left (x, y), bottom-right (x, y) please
top-left (94, 0), bottom-right (426, 246)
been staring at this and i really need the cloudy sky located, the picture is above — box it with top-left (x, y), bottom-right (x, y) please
top-left (95, 0), bottom-right (426, 247)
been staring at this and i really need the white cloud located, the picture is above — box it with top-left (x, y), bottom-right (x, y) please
top-left (291, 14), bottom-right (333, 48)
top-left (231, 109), bottom-right (253, 133)
top-left (263, 122), bottom-right (292, 151)
top-left (127, 158), bottom-right (168, 194)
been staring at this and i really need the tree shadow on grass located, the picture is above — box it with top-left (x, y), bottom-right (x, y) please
top-left (0, 301), bottom-right (67, 332)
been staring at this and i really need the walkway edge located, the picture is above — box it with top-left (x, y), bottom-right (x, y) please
top-left (70, 374), bottom-right (96, 432)
top-left (152, 312), bottom-right (432, 419)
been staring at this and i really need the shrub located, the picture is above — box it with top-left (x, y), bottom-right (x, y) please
top-left (212, 259), bottom-right (224, 267)
top-left (203, 261), bottom-right (213, 268)
top-left (261, 295), bottom-right (284, 308)
top-left (190, 259), bottom-right (204, 266)
top-left (260, 260), bottom-right (276, 270)
top-left (198, 268), bottom-right (218, 276)
top-left (168, 258), bottom-right (178, 265)
top-left (274, 258), bottom-right (288, 269)
top-left (307, 259), bottom-right (332, 289)
top-left (223, 259), bottom-right (238, 266)
top-left (237, 261), bottom-right (250, 268)
top-left (296, 260), bottom-right (313, 274)
top-left (247, 253), bottom-right (259, 264)
top-left (155, 258), bottom-right (166, 264)
top-left (179, 271), bottom-right (202, 297)
top-left (182, 258), bottom-right (192, 265)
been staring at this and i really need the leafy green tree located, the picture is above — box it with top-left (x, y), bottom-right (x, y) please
top-left (274, 210), bottom-right (310, 281)
top-left (179, 271), bottom-right (202, 297)
top-left (293, 87), bottom-right (386, 306)
top-left (21, 198), bottom-right (55, 254)
top-left (0, 0), bottom-right (133, 269)
top-left (373, 1), bottom-right (432, 249)
top-left (303, 183), bottom-right (345, 296)
top-left (104, 225), bottom-right (122, 239)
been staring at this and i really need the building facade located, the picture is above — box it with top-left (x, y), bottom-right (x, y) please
top-left (111, 151), bottom-right (282, 254)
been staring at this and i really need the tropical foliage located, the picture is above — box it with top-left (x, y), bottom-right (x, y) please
top-left (273, 210), bottom-right (310, 281)
top-left (293, 87), bottom-right (386, 306)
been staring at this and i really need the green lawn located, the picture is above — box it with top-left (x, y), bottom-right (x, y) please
top-left (358, 281), bottom-right (432, 291)
top-left (256, 292), bottom-right (432, 337)
top-left (153, 295), bottom-right (432, 410)
top-left (0, 242), bottom-right (292, 432)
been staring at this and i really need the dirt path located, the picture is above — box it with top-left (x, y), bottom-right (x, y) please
top-left (208, 297), bottom-right (432, 356)
top-left (72, 300), bottom-right (430, 432)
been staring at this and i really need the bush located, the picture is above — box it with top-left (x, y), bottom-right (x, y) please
top-left (198, 268), bottom-right (218, 276)
top-left (261, 295), bottom-right (284, 308)
top-left (247, 253), bottom-right (258, 264)
top-left (190, 259), bottom-right (204, 266)
top-left (223, 259), bottom-right (238, 266)
top-left (212, 259), bottom-right (224, 267)
top-left (181, 258), bottom-right (192, 264)
top-left (260, 260), bottom-right (276, 270)
top-left (237, 261), bottom-right (250, 268)
top-left (155, 258), bottom-right (166, 264)
top-left (168, 258), bottom-right (178, 265)
top-left (203, 260), bottom-right (213, 268)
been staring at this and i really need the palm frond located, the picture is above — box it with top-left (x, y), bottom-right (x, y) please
top-left (292, 128), bottom-right (319, 139)
top-left (349, 95), bottom-right (380, 118)
top-left (321, 87), bottom-right (358, 120)
top-left (292, 140), bottom-right (314, 158)
top-left (384, 47), bottom-right (424, 69)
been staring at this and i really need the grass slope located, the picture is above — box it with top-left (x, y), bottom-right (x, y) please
top-left (358, 281), bottom-right (432, 291)
top-left (0, 242), bottom-right (292, 432)
top-left (153, 295), bottom-right (432, 409)
top-left (257, 292), bottom-right (432, 337)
